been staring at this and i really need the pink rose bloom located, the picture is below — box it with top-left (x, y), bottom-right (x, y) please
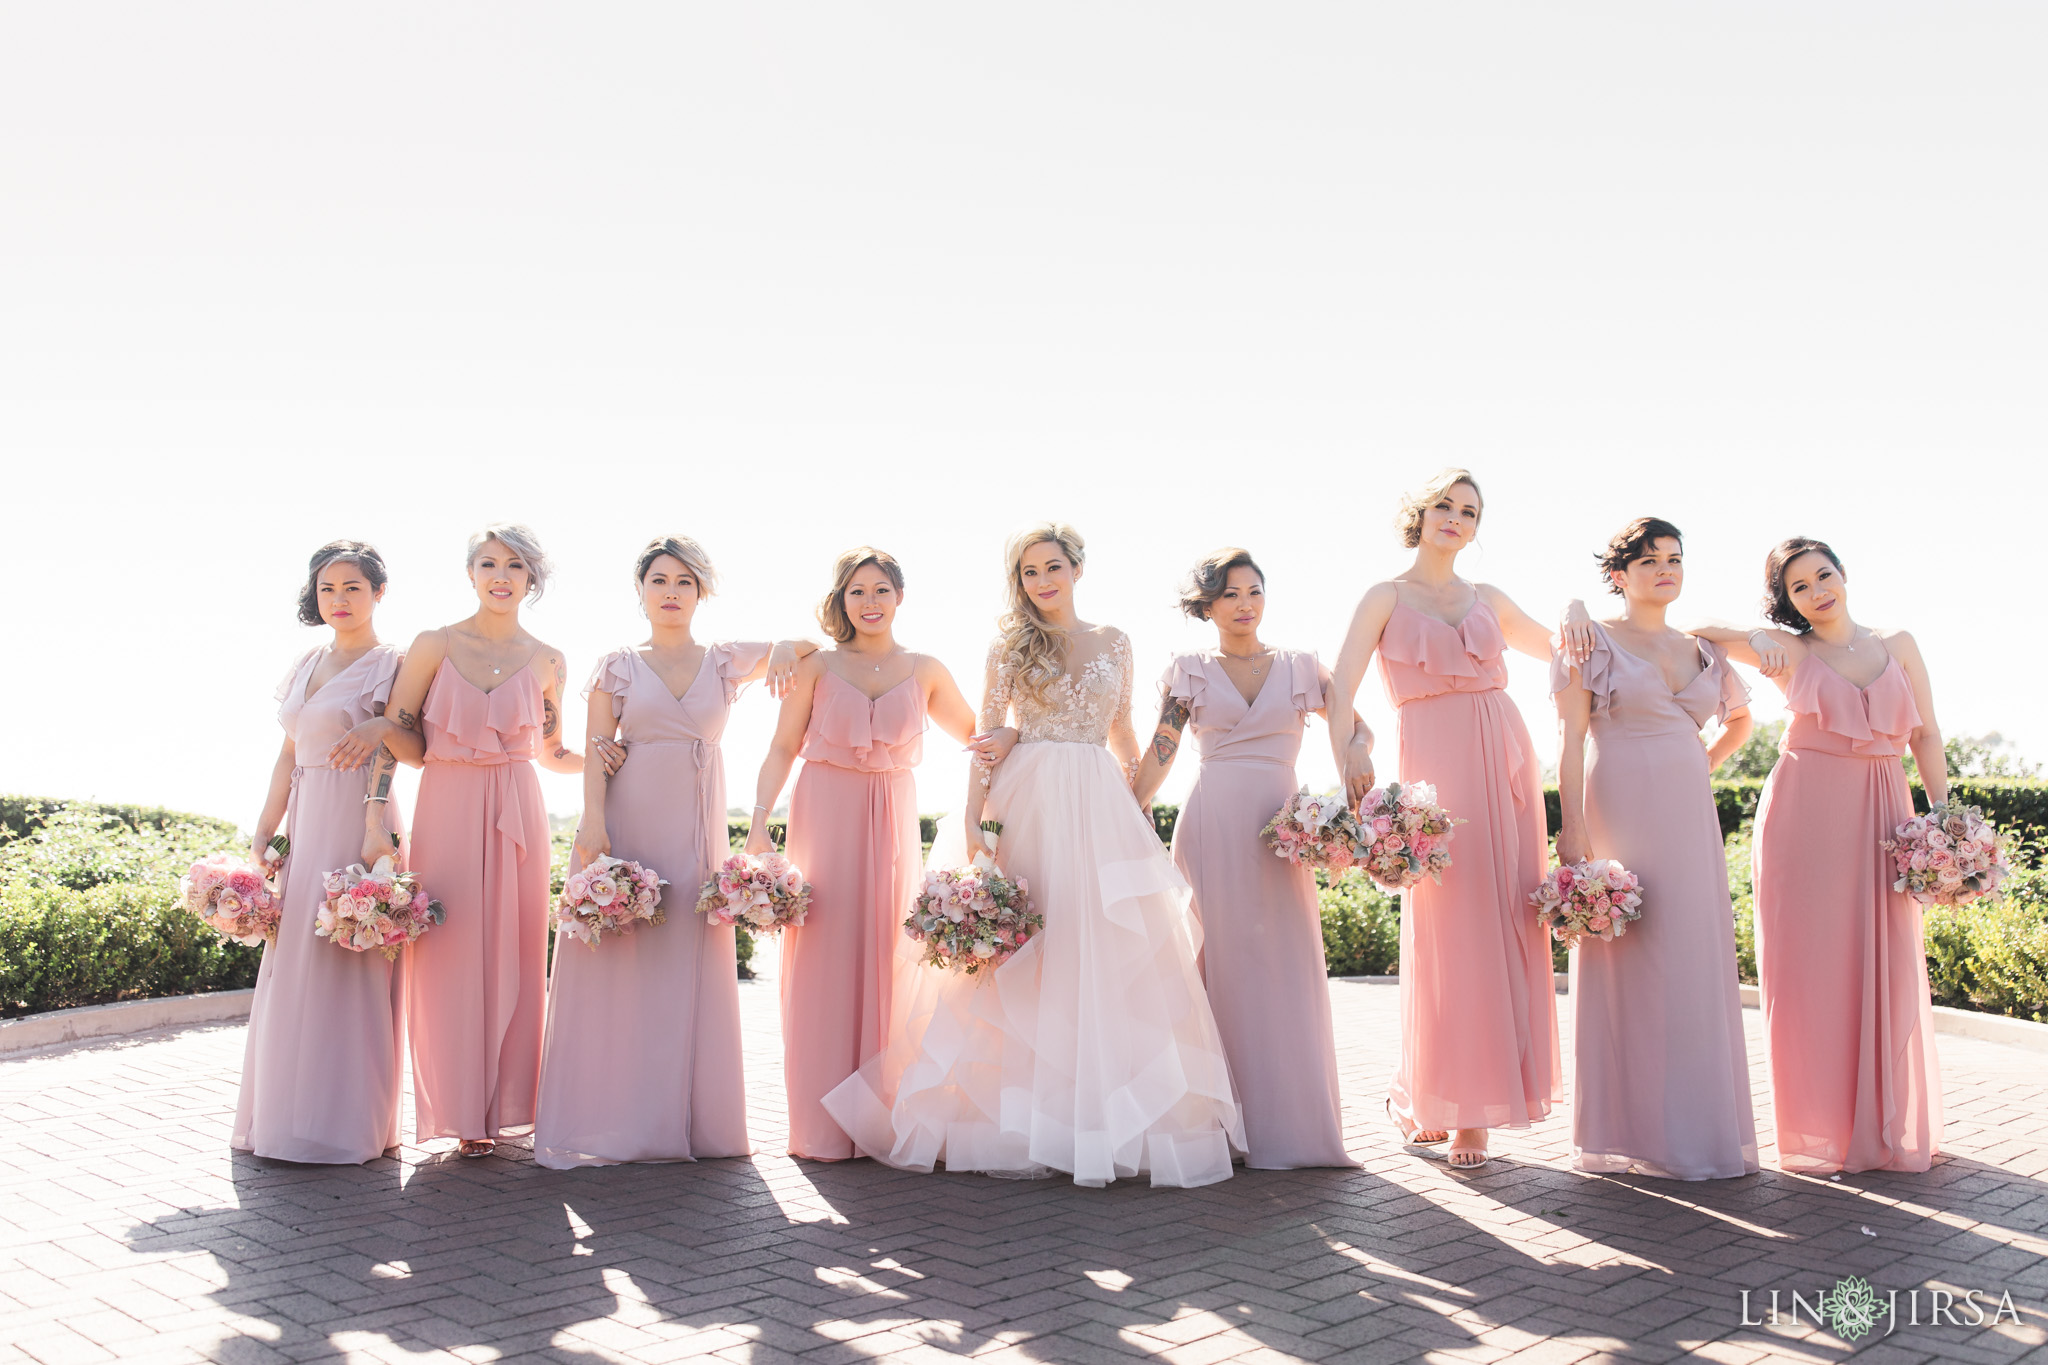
top-left (1587, 913), bottom-right (1612, 932)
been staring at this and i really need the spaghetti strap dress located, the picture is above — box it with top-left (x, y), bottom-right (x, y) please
top-left (1753, 652), bottom-right (1941, 1174)
top-left (1162, 650), bottom-right (1353, 1169)
top-left (779, 668), bottom-right (927, 1160)
top-left (404, 661), bottom-right (551, 1143)
top-left (1378, 601), bottom-right (1559, 1133)
top-left (233, 646), bottom-right (407, 1164)
top-left (533, 643), bottom-right (766, 1167)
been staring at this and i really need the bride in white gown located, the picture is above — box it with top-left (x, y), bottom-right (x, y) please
top-left (823, 523), bottom-right (1245, 1188)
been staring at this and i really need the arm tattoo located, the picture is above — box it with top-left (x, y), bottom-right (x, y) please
top-left (1150, 696), bottom-right (1189, 765)
top-left (554, 655), bottom-right (567, 694)
top-left (1159, 695), bottom-right (1190, 731)
top-left (395, 707), bottom-right (419, 732)
top-left (368, 746), bottom-right (396, 801)
top-left (542, 697), bottom-right (560, 739)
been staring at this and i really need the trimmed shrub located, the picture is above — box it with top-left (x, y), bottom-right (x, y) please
top-left (0, 881), bottom-right (260, 1014)
top-left (1318, 873), bottom-right (1401, 977)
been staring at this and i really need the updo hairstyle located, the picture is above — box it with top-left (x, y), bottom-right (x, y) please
top-left (1762, 536), bottom-right (1844, 634)
top-left (1395, 468), bottom-right (1483, 548)
top-left (296, 540), bottom-right (389, 627)
top-left (817, 546), bottom-right (906, 643)
top-left (1595, 517), bottom-right (1683, 595)
top-left (1178, 547), bottom-right (1264, 621)
top-left (634, 536), bottom-right (719, 596)
top-left (464, 523), bottom-right (552, 603)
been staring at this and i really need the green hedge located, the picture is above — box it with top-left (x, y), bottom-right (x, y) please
top-left (0, 881), bottom-right (261, 1014)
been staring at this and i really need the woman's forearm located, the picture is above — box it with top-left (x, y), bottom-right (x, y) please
top-left (751, 744), bottom-right (799, 819)
top-left (1911, 727), bottom-right (1949, 805)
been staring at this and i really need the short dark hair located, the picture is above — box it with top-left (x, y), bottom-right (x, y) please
top-left (297, 541), bottom-right (388, 627)
top-left (1762, 537), bottom-right (1844, 634)
top-left (1595, 518), bottom-right (1683, 595)
top-left (1178, 548), bottom-right (1264, 621)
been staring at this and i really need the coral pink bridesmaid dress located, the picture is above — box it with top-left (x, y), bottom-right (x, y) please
top-left (1551, 627), bottom-right (1758, 1179)
top-left (1164, 651), bottom-right (1354, 1169)
top-left (404, 659), bottom-right (552, 1143)
top-left (1754, 652), bottom-right (1941, 1173)
top-left (533, 644), bottom-right (766, 1167)
top-left (233, 646), bottom-right (407, 1164)
top-left (1379, 602), bottom-right (1559, 1134)
top-left (779, 668), bottom-right (927, 1160)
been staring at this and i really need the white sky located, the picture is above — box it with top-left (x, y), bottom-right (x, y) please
top-left (3, 4), bottom-right (2043, 830)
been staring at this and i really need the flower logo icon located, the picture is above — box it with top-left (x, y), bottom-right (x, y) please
top-left (1820, 1275), bottom-right (1882, 1343)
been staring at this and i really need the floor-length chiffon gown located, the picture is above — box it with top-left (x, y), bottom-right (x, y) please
top-left (533, 644), bottom-right (766, 1167)
top-left (825, 634), bottom-right (1246, 1187)
top-left (1380, 602), bottom-right (1559, 1133)
top-left (1754, 652), bottom-right (1941, 1174)
top-left (780, 668), bottom-right (926, 1160)
top-left (1163, 650), bottom-right (1354, 1170)
top-left (233, 646), bottom-right (407, 1164)
top-left (1552, 627), bottom-right (1759, 1179)
top-left (405, 660), bottom-right (552, 1142)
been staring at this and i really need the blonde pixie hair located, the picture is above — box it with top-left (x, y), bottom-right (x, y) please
top-left (1178, 547), bottom-right (1263, 621)
top-left (1395, 468), bottom-right (1483, 548)
top-left (996, 522), bottom-right (1087, 706)
top-left (465, 523), bottom-right (553, 602)
top-left (634, 535), bottom-right (719, 596)
top-left (817, 546), bottom-right (906, 643)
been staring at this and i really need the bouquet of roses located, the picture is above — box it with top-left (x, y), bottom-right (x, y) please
top-left (1355, 781), bottom-right (1463, 891)
top-left (1530, 859), bottom-right (1643, 949)
top-left (1883, 801), bottom-right (2014, 907)
top-left (179, 852), bottom-right (282, 946)
top-left (1261, 789), bottom-right (1361, 872)
top-left (555, 854), bottom-right (668, 947)
top-left (696, 851), bottom-right (811, 932)
top-left (315, 858), bottom-right (446, 959)
top-left (905, 844), bottom-right (1041, 977)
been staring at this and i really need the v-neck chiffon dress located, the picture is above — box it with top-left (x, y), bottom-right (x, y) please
top-left (1379, 601), bottom-right (1559, 1134)
top-left (1163, 650), bottom-right (1354, 1169)
top-left (405, 660), bottom-right (552, 1143)
top-left (1550, 626), bottom-right (1759, 1179)
top-left (780, 667), bottom-right (927, 1160)
top-left (1754, 652), bottom-right (1941, 1173)
top-left (233, 646), bottom-right (407, 1164)
top-left (533, 643), bottom-right (768, 1167)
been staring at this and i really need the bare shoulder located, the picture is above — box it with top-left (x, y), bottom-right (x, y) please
top-left (1356, 580), bottom-right (1401, 612)
top-left (408, 627), bottom-right (451, 660)
top-left (912, 652), bottom-right (952, 682)
top-left (531, 640), bottom-right (568, 690)
top-left (1877, 627), bottom-right (1923, 660)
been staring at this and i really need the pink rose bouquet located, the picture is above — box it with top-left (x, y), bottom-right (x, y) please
top-left (1884, 801), bottom-right (2014, 907)
top-left (1261, 789), bottom-right (1361, 873)
top-left (1530, 858), bottom-right (1643, 949)
top-left (1355, 781), bottom-right (1463, 891)
top-left (696, 851), bottom-right (811, 932)
top-left (555, 854), bottom-right (668, 947)
top-left (315, 858), bottom-right (445, 959)
top-left (178, 852), bottom-right (282, 946)
top-left (905, 853), bottom-right (1041, 977)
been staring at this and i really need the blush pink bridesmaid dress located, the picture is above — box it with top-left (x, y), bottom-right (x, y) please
top-left (1754, 652), bottom-right (1941, 1174)
top-left (404, 659), bottom-right (552, 1144)
top-left (1551, 627), bottom-right (1759, 1179)
top-left (1379, 602), bottom-right (1559, 1135)
top-left (233, 646), bottom-right (407, 1164)
top-left (532, 645), bottom-right (765, 1167)
top-left (778, 669), bottom-right (927, 1160)
top-left (1163, 651), bottom-right (1354, 1169)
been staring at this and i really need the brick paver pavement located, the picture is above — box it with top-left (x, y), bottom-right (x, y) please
top-left (2, 977), bottom-right (2044, 1365)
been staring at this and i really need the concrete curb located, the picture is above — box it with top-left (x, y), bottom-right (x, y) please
top-left (0, 990), bottom-right (254, 1056)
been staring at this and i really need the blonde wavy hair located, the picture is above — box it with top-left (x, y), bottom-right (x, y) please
top-left (996, 522), bottom-right (1086, 707)
top-left (1395, 467), bottom-right (1483, 548)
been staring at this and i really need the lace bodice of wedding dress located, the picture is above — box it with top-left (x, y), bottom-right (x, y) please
top-left (981, 632), bottom-right (1134, 746)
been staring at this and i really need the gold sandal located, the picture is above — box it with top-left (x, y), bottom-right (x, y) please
top-left (458, 1139), bottom-right (496, 1159)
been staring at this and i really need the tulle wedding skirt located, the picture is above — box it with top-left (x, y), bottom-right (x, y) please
top-left (822, 740), bottom-right (1245, 1187)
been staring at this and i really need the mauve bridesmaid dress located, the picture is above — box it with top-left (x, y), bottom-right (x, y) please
top-left (778, 668), bottom-right (927, 1160)
top-left (1551, 626), bottom-right (1759, 1179)
top-left (1163, 651), bottom-right (1354, 1169)
top-left (404, 659), bottom-right (551, 1143)
top-left (1754, 652), bottom-right (1941, 1173)
top-left (1379, 602), bottom-right (1559, 1134)
top-left (233, 646), bottom-right (407, 1164)
top-left (532, 644), bottom-right (766, 1167)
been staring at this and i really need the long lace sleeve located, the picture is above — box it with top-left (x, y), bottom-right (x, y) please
top-left (1111, 634), bottom-right (1134, 734)
top-left (979, 638), bottom-right (1012, 733)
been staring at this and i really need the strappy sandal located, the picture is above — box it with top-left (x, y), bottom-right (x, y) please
top-left (1386, 1097), bottom-right (1448, 1153)
top-left (458, 1139), bottom-right (496, 1159)
top-left (1447, 1141), bottom-right (1490, 1170)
